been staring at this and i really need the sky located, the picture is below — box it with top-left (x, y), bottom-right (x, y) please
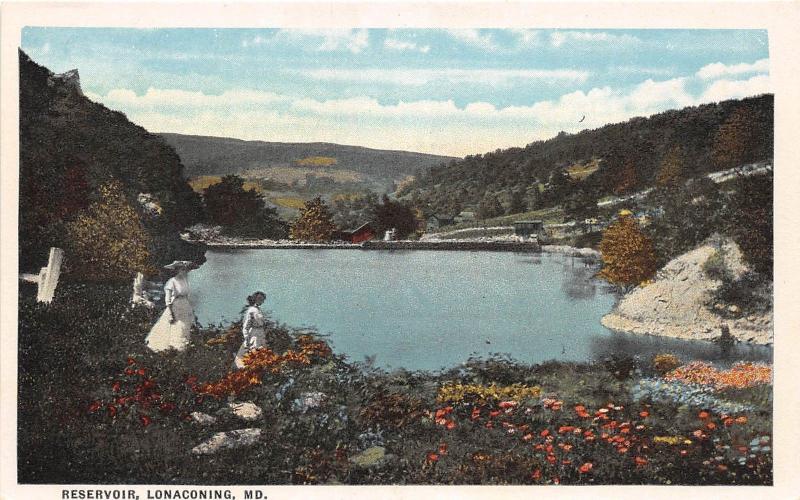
top-left (21, 28), bottom-right (770, 157)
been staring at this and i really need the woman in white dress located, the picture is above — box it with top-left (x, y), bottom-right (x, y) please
top-left (234, 291), bottom-right (268, 369)
top-left (145, 261), bottom-right (196, 352)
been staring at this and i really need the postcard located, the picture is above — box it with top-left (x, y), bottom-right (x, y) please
top-left (2, 2), bottom-right (799, 499)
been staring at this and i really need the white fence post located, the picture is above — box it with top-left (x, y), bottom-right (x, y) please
top-left (35, 247), bottom-right (63, 303)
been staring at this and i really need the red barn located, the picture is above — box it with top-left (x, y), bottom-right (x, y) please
top-left (338, 222), bottom-right (376, 243)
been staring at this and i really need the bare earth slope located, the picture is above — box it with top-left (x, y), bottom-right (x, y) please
top-left (601, 238), bottom-right (772, 345)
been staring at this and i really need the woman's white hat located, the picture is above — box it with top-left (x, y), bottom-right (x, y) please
top-left (163, 260), bottom-right (197, 270)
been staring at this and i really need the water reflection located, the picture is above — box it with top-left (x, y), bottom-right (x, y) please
top-left (590, 331), bottom-right (772, 367)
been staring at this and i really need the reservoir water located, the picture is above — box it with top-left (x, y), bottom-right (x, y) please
top-left (189, 249), bottom-right (772, 371)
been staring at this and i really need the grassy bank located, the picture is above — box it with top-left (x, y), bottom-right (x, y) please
top-left (18, 283), bottom-right (772, 485)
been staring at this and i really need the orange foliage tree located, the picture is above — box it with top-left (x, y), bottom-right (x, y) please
top-left (656, 145), bottom-right (685, 187)
top-left (598, 212), bottom-right (658, 290)
top-left (290, 196), bottom-right (337, 242)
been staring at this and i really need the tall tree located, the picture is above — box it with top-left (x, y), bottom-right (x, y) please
top-left (656, 145), bottom-right (685, 187)
top-left (598, 211), bottom-right (658, 290)
top-left (290, 197), bottom-right (337, 241)
top-left (373, 194), bottom-right (417, 239)
top-left (712, 106), bottom-right (756, 170)
top-left (203, 175), bottom-right (286, 238)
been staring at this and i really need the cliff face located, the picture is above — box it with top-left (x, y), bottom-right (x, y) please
top-left (19, 50), bottom-right (204, 273)
top-left (601, 238), bottom-right (772, 345)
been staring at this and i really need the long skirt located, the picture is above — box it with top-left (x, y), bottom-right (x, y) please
top-left (234, 328), bottom-right (267, 369)
top-left (145, 297), bottom-right (193, 352)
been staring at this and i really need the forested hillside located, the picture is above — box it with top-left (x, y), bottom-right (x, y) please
top-left (19, 50), bottom-right (203, 277)
top-left (400, 95), bottom-right (773, 217)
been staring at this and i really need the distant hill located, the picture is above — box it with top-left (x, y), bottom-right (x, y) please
top-left (400, 95), bottom-right (773, 218)
top-left (159, 133), bottom-right (455, 193)
top-left (19, 50), bottom-right (203, 273)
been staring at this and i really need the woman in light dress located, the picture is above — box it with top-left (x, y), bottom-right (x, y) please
top-left (145, 261), bottom-right (196, 352)
top-left (234, 291), bottom-right (269, 369)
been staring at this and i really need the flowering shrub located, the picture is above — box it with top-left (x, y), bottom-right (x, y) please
top-left (87, 357), bottom-right (177, 426)
top-left (197, 336), bottom-right (332, 398)
top-left (437, 383), bottom-right (542, 404)
top-left (632, 378), bottom-right (755, 414)
top-left (664, 362), bottom-right (772, 390)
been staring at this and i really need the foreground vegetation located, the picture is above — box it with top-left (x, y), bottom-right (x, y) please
top-left (19, 283), bottom-right (772, 485)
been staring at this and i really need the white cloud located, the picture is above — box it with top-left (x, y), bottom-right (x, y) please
top-left (700, 74), bottom-right (771, 102)
top-left (445, 29), bottom-right (498, 51)
top-left (510, 29), bottom-right (542, 48)
top-left (87, 67), bottom-right (772, 157)
top-left (550, 31), bottom-right (640, 48)
top-left (250, 29), bottom-right (369, 54)
top-left (384, 38), bottom-right (430, 53)
top-left (696, 58), bottom-right (769, 80)
top-left (297, 68), bottom-right (589, 86)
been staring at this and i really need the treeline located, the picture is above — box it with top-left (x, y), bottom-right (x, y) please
top-left (400, 95), bottom-right (773, 217)
top-left (19, 50), bottom-right (205, 281)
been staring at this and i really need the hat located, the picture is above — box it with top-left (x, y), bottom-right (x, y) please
top-left (163, 260), bottom-right (197, 270)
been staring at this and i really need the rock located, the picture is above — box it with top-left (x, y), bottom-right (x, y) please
top-left (728, 304), bottom-right (741, 315)
top-left (191, 428), bottom-right (261, 455)
top-left (228, 401), bottom-right (263, 421)
top-left (292, 392), bottom-right (326, 413)
top-left (350, 446), bottom-right (387, 468)
top-left (189, 412), bottom-right (217, 426)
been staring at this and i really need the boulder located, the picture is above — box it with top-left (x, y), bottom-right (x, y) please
top-left (349, 446), bottom-right (387, 468)
top-left (228, 401), bottom-right (263, 422)
top-left (191, 428), bottom-right (261, 455)
top-left (189, 412), bottom-right (217, 426)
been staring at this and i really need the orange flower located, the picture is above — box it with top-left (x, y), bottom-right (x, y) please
top-left (558, 426), bottom-right (575, 434)
top-left (540, 429), bottom-right (550, 437)
top-left (723, 418), bottom-right (734, 427)
top-left (617, 447), bottom-right (629, 454)
top-left (693, 430), bottom-right (705, 438)
top-left (706, 422), bottom-right (717, 431)
top-left (639, 410), bottom-right (649, 418)
top-left (574, 404), bottom-right (586, 413)
top-left (735, 416), bottom-right (748, 424)
top-left (579, 462), bottom-right (593, 473)
top-left (498, 401), bottom-right (518, 409)
top-left (634, 456), bottom-right (648, 466)
top-left (426, 452), bottom-right (439, 462)
top-left (445, 420), bottom-right (456, 430)
top-left (489, 410), bottom-right (501, 418)
top-left (698, 411), bottom-right (710, 419)
top-left (438, 443), bottom-right (448, 455)
top-left (546, 454), bottom-right (557, 464)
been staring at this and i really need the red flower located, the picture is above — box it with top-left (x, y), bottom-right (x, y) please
top-left (558, 426), bottom-right (576, 434)
top-left (489, 410), bottom-right (501, 418)
top-left (579, 462), bottom-right (593, 473)
top-left (485, 421), bottom-right (494, 429)
top-left (698, 410), bottom-right (710, 419)
top-left (706, 422), bottom-right (717, 431)
top-left (539, 429), bottom-right (550, 437)
top-left (185, 375), bottom-right (198, 386)
top-left (546, 454), bottom-right (557, 464)
top-left (126, 357), bottom-right (136, 365)
top-left (445, 420), bottom-right (456, 430)
top-left (159, 402), bottom-right (176, 414)
top-left (574, 404), bottom-right (586, 413)
top-left (617, 447), bottom-right (629, 454)
top-left (438, 443), bottom-right (448, 455)
top-left (426, 452), bottom-right (439, 462)
top-left (136, 368), bottom-right (146, 377)
top-left (531, 469), bottom-right (542, 480)
top-left (634, 456), bottom-right (648, 466)
top-left (639, 410), bottom-right (649, 418)
top-left (111, 381), bottom-right (121, 392)
top-left (106, 404), bottom-right (118, 417)
top-left (498, 401), bottom-right (518, 409)
top-left (139, 414), bottom-right (152, 427)
top-left (88, 400), bottom-right (103, 412)
top-left (522, 433), bottom-right (534, 442)
top-left (471, 408), bottom-right (481, 420)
